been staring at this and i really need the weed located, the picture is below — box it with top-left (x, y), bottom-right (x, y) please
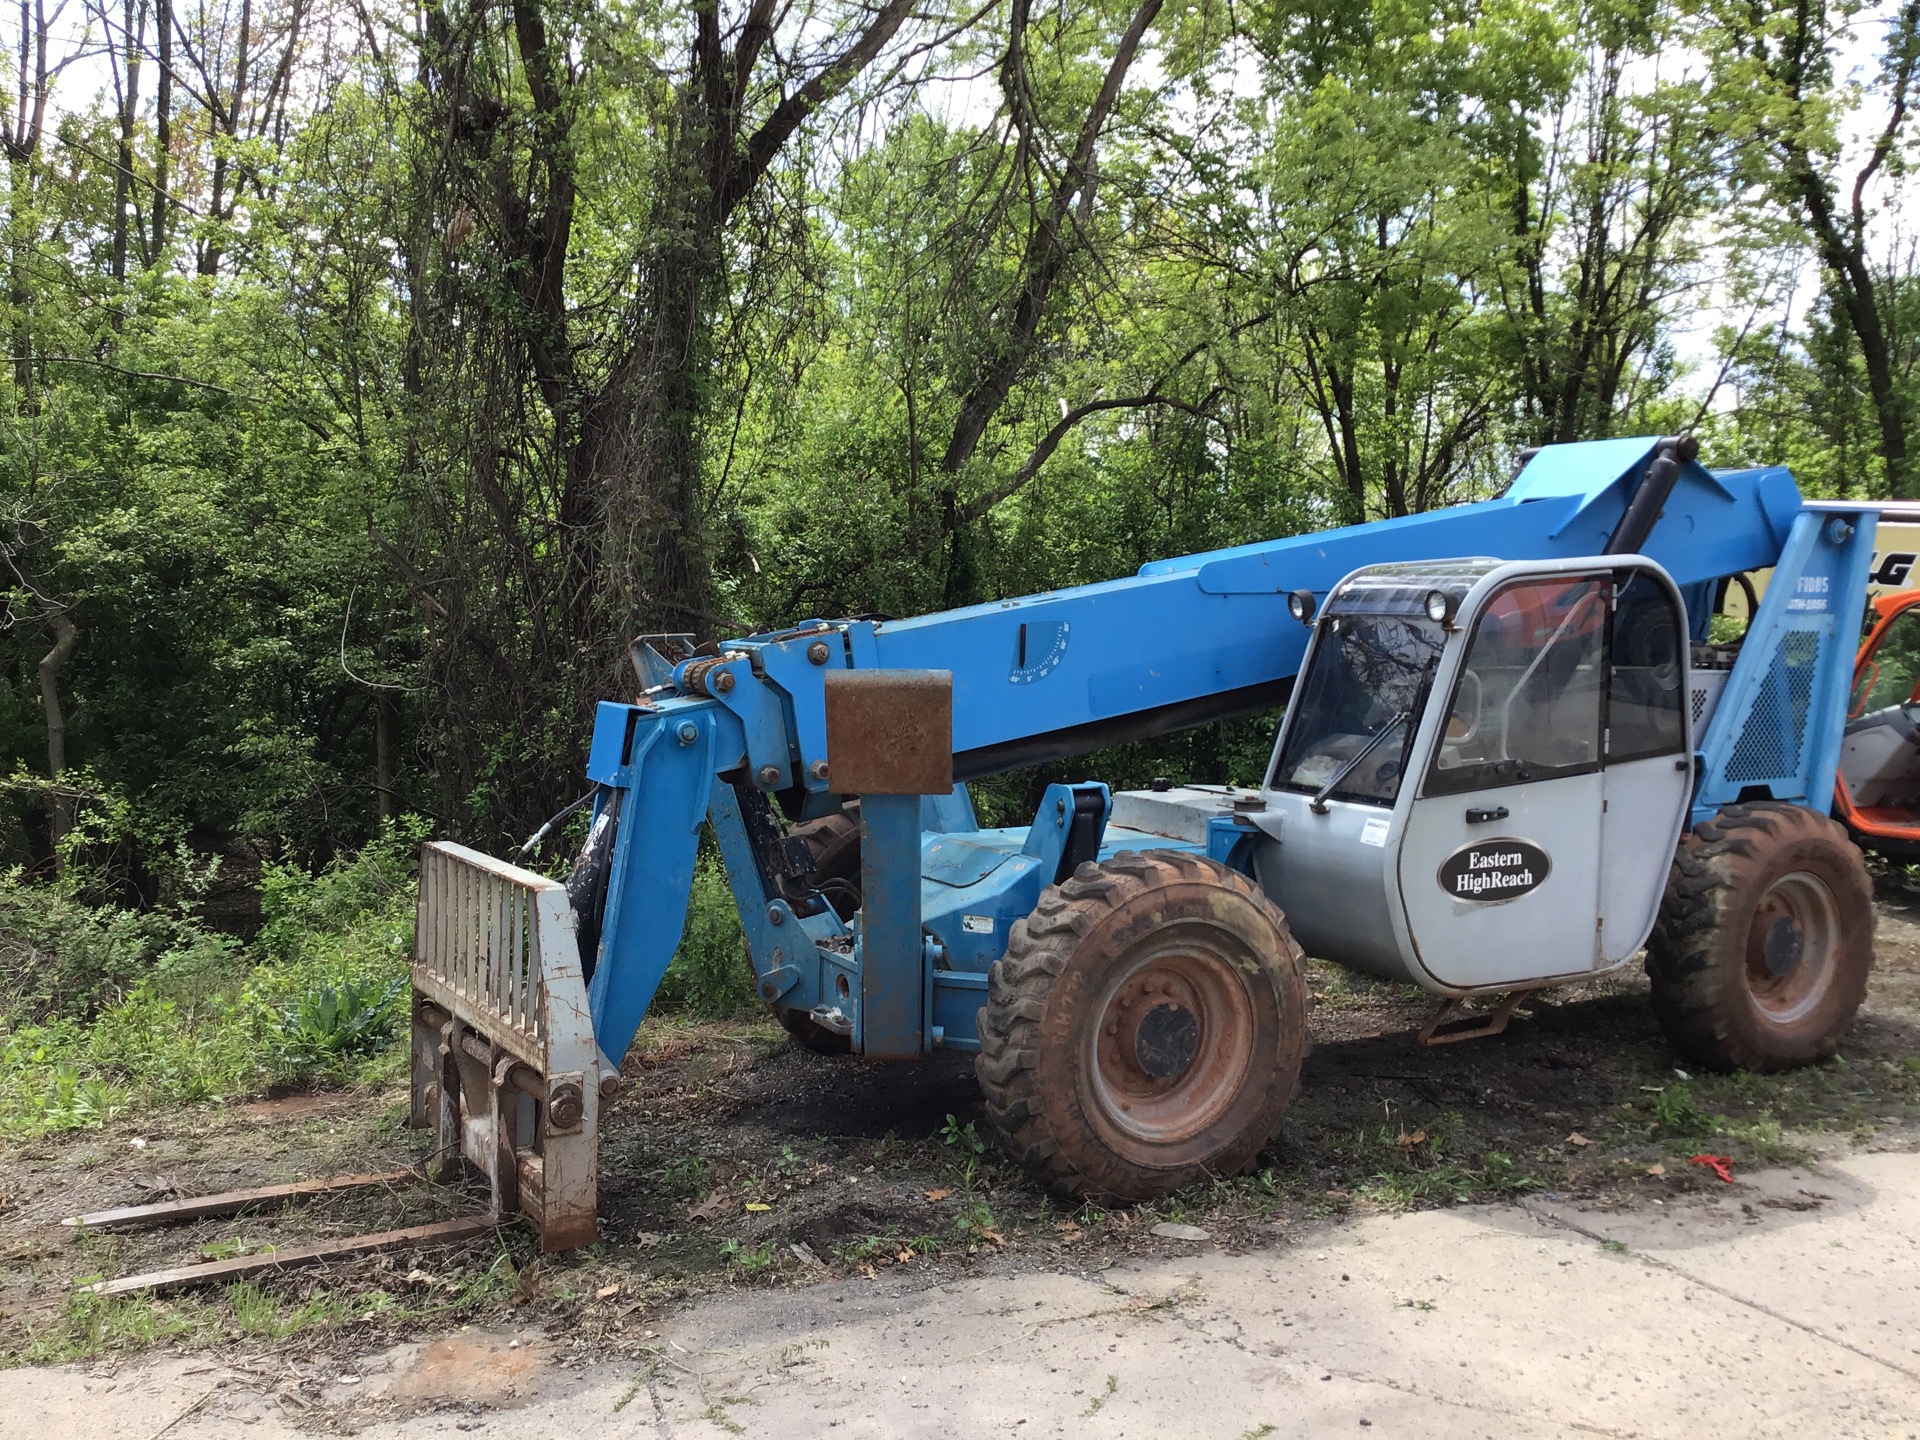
top-left (1720, 1114), bottom-right (1811, 1166)
top-left (275, 976), bottom-right (406, 1073)
top-left (954, 1200), bottom-right (999, 1237)
top-left (229, 1281), bottom-right (347, 1339)
top-left (833, 1232), bottom-right (899, 1265)
top-left (1651, 1082), bottom-right (1714, 1139)
top-left (940, 1114), bottom-right (986, 1155)
top-left (658, 1154), bottom-right (710, 1197)
top-left (1082, 1375), bottom-right (1117, 1417)
top-left (1602, 1239), bottom-right (1628, 1254)
top-left (612, 1375), bottom-right (646, 1413)
top-left (11, 1290), bottom-right (205, 1365)
top-left (720, 1238), bottom-right (778, 1280)
top-left (1240, 1427), bottom-right (1277, 1440)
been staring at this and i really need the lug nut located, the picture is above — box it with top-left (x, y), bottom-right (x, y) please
top-left (768, 905), bottom-right (785, 926)
top-left (713, 670), bottom-right (736, 695)
top-left (808, 759), bottom-right (830, 782)
top-left (676, 721), bottom-right (699, 746)
top-left (807, 641), bottom-right (830, 665)
top-left (757, 764), bottom-right (781, 787)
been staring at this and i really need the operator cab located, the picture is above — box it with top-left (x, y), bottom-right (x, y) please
top-left (1836, 593), bottom-right (1920, 844)
top-left (1251, 555), bottom-right (1694, 996)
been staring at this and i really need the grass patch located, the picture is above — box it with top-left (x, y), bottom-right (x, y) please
top-left (0, 825), bottom-right (774, 1141)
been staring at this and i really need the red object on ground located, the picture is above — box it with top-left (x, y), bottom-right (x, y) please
top-left (1689, 1154), bottom-right (1734, 1183)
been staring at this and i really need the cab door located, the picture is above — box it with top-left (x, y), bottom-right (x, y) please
top-left (1394, 566), bottom-right (1694, 988)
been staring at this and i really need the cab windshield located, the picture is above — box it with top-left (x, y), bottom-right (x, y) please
top-left (1272, 612), bottom-right (1447, 807)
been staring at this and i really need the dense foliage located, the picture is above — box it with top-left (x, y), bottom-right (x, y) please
top-left (1, 0), bottom-right (1918, 1080)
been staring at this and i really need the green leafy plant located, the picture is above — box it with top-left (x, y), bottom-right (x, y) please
top-left (274, 976), bottom-right (407, 1074)
top-left (720, 1238), bottom-right (778, 1280)
top-left (940, 1114), bottom-right (985, 1154)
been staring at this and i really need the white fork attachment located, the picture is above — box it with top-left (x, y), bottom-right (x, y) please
top-left (409, 842), bottom-right (607, 1251)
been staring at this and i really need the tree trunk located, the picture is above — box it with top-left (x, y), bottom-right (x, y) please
top-left (110, 0), bottom-right (142, 285)
top-left (374, 694), bottom-right (394, 822)
top-left (36, 608), bottom-right (78, 857)
top-left (151, 0), bottom-right (171, 254)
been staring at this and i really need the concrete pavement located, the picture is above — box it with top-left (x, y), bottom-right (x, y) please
top-left (7, 1150), bottom-right (1919, 1439)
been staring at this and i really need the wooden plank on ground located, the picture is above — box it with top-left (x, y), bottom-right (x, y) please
top-left (82, 1215), bottom-right (498, 1296)
top-left (62, 1171), bottom-right (417, 1232)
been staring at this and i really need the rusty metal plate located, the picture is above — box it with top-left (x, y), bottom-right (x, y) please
top-left (62, 1171), bottom-right (415, 1232)
top-left (82, 1215), bottom-right (498, 1296)
top-left (825, 669), bottom-right (953, 795)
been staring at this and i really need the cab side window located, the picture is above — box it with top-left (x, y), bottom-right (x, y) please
top-left (1426, 576), bottom-right (1608, 795)
top-left (1608, 571), bottom-right (1687, 760)
top-left (1853, 608), bottom-right (1920, 717)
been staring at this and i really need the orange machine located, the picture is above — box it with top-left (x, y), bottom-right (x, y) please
top-left (1835, 588), bottom-right (1920, 852)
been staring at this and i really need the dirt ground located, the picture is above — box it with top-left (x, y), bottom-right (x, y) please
top-left (4, 875), bottom-right (1920, 1368)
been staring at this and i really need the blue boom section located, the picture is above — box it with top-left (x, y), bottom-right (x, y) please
top-left (576, 437), bottom-right (1810, 1065)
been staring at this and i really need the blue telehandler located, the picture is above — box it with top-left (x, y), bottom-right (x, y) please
top-left (408, 434), bottom-right (1911, 1250)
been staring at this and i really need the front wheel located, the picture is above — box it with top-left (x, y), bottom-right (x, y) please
top-left (1646, 803), bottom-right (1874, 1071)
top-left (976, 851), bottom-right (1308, 1201)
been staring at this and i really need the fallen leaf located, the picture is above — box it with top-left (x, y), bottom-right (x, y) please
top-left (980, 1229), bottom-right (1007, 1246)
top-left (895, 1248), bottom-right (915, 1263)
top-left (403, 1269), bottom-right (438, 1289)
top-left (1565, 1132), bottom-right (1593, 1148)
top-left (860, 1263), bottom-right (876, 1279)
top-left (745, 1202), bottom-right (772, 1213)
top-left (789, 1241), bottom-right (824, 1268)
top-left (923, 1188), bottom-right (953, 1202)
top-left (686, 1189), bottom-right (730, 1223)
top-left (634, 1231), bottom-right (663, 1248)
top-left (1395, 1129), bottom-right (1427, 1149)
top-left (595, 1283), bottom-right (622, 1301)
top-left (1645, 1163), bottom-right (1666, 1177)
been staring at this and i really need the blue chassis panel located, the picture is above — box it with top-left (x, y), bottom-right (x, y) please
top-left (573, 438), bottom-right (1874, 1067)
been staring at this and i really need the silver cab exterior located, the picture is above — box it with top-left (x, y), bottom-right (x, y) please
top-left (1251, 555), bottom-right (1694, 996)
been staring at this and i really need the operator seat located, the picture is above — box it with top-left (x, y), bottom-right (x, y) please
top-left (1839, 703), bottom-right (1920, 810)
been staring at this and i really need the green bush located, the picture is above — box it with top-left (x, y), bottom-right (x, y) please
top-left (0, 812), bottom-right (770, 1139)
top-left (0, 819), bottom-right (426, 1138)
top-left (651, 853), bottom-right (759, 1019)
top-left (274, 976), bottom-right (408, 1073)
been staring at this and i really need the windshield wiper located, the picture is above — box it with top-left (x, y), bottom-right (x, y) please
top-left (1309, 710), bottom-right (1410, 815)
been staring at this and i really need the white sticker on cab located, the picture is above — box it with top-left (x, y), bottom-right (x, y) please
top-left (962, 915), bottom-right (996, 934)
top-left (1360, 816), bottom-right (1391, 848)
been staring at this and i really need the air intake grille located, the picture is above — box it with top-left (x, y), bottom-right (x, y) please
top-left (1723, 628), bottom-right (1821, 786)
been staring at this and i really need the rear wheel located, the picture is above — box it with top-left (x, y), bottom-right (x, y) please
top-left (1646, 803), bottom-right (1874, 1071)
top-left (976, 850), bottom-right (1307, 1201)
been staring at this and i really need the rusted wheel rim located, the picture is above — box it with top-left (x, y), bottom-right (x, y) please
top-left (1086, 921), bottom-right (1257, 1147)
top-left (1745, 870), bottom-right (1838, 1024)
